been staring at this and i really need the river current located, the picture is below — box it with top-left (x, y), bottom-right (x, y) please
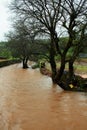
top-left (0, 64), bottom-right (87, 130)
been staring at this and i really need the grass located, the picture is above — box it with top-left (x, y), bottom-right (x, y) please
top-left (0, 59), bottom-right (7, 62)
top-left (74, 64), bottom-right (87, 74)
top-left (46, 58), bottom-right (87, 75)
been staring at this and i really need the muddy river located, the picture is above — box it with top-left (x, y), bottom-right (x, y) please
top-left (0, 64), bottom-right (87, 130)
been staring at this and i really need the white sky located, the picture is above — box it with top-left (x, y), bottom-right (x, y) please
top-left (0, 0), bottom-right (12, 41)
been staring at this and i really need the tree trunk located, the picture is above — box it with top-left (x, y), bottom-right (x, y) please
top-left (50, 52), bottom-right (57, 82)
top-left (49, 33), bottom-right (57, 82)
top-left (23, 57), bottom-right (28, 69)
top-left (69, 60), bottom-right (74, 79)
top-left (55, 56), bottom-right (66, 83)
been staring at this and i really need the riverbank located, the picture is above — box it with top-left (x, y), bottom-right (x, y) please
top-left (40, 60), bottom-right (87, 92)
top-left (0, 59), bottom-right (21, 68)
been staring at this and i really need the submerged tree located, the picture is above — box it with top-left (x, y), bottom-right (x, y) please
top-left (60, 0), bottom-right (87, 80)
top-left (6, 20), bottom-right (33, 68)
top-left (6, 19), bottom-right (49, 68)
top-left (9, 0), bottom-right (87, 88)
top-left (10, 0), bottom-right (63, 81)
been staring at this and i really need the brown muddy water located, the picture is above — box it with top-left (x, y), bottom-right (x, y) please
top-left (0, 64), bottom-right (87, 130)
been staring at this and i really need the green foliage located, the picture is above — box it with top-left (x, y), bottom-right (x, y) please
top-left (59, 37), bottom-right (69, 50)
top-left (32, 63), bottom-right (39, 69)
top-left (0, 42), bottom-right (12, 58)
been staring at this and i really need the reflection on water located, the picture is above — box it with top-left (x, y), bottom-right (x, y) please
top-left (0, 64), bottom-right (87, 130)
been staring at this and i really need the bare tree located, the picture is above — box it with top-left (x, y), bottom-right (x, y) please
top-left (9, 0), bottom-right (87, 88)
top-left (10, 0), bottom-right (63, 81)
top-left (6, 19), bottom-right (50, 68)
top-left (59, 0), bottom-right (87, 80)
top-left (6, 20), bottom-right (33, 68)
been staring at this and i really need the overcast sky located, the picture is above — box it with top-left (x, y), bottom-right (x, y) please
top-left (0, 0), bottom-right (12, 41)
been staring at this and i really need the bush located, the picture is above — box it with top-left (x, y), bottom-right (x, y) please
top-left (32, 63), bottom-right (39, 69)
